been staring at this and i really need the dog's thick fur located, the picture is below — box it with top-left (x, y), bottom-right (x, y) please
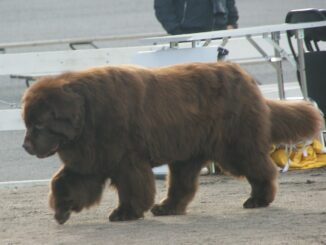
top-left (22, 62), bottom-right (323, 224)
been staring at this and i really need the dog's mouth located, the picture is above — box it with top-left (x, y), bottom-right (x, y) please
top-left (36, 144), bottom-right (59, 158)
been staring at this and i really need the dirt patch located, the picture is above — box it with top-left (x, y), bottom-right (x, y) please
top-left (1, 168), bottom-right (326, 245)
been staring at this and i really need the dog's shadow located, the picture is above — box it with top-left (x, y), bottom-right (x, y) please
top-left (56, 206), bottom-right (311, 242)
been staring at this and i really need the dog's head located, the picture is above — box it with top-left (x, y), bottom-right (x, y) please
top-left (22, 76), bottom-right (84, 158)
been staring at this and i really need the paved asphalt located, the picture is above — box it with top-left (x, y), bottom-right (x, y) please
top-left (1, 0), bottom-right (325, 42)
top-left (0, 0), bottom-right (325, 182)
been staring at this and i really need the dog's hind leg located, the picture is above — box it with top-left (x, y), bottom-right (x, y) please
top-left (242, 155), bottom-right (278, 208)
top-left (218, 110), bottom-right (278, 209)
top-left (151, 157), bottom-right (206, 216)
top-left (220, 148), bottom-right (278, 209)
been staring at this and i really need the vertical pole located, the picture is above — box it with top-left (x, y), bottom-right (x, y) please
top-left (191, 40), bottom-right (201, 48)
top-left (272, 32), bottom-right (285, 99)
top-left (170, 42), bottom-right (178, 48)
top-left (296, 29), bottom-right (308, 100)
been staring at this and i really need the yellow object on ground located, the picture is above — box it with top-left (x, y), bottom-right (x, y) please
top-left (271, 140), bottom-right (326, 170)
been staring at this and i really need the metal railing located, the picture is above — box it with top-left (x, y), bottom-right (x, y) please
top-left (0, 32), bottom-right (166, 52)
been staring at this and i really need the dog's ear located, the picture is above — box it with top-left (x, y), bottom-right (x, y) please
top-left (46, 86), bottom-right (84, 127)
top-left (44, 86), bottom-right (85, 141)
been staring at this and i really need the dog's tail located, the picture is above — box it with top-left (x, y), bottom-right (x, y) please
top-left (267, 99), bottom-right (324, 144)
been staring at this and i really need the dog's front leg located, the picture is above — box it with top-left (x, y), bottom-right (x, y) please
top-left (49, 166), bottom-right (106, 224)
top-left (109, 161), bottom-right (155, 221)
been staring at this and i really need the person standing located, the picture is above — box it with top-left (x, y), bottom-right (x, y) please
top-left (154, 0), bottom-right (239, 35)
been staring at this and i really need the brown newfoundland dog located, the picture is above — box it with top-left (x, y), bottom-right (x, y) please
top-left (22, 62), bottom-right (323, 224)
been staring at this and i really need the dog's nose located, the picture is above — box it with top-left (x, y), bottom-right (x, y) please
top-left (22, 140), bottom-right (34, 154)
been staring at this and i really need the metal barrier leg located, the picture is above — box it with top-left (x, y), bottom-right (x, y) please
top-left (296, 29), bottom-right (309, 100)
top-left (271, 32), bottom-right (285, 99)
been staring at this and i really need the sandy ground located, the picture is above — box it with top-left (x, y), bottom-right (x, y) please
top-left (1, 168), bottom-right (326, 245)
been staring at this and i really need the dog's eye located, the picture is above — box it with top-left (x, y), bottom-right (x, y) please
top-left (34, 124), bottom-right (45, 130)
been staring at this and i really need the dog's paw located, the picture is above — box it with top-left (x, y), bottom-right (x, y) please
top-left (54, 210), bottom-right (71, 225)
top-left (151, 204), bottom-right (185, 216)
top-left (243, 197), bottom-right (270, 209)
top-left (109, 207), bottom-right (143, 222)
